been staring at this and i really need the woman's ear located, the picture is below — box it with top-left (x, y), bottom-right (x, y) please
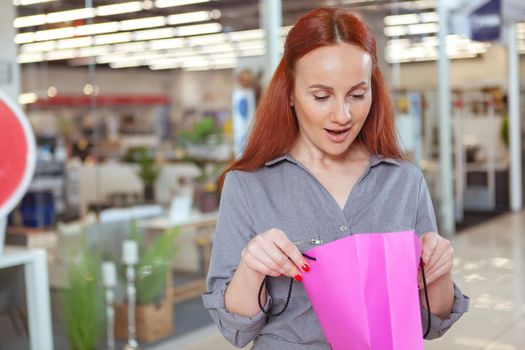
top-left (289, 93), bottom-right (295, 107)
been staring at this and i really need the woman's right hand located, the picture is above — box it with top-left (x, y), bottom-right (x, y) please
top-left (240, 228), bottom-right (310, 282)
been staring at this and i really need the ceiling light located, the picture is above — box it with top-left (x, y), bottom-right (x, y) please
top-left (18, 92), bottom-right (38, 104)
top-left (111, 61), bottom-right (143, 68)
top-left (17, 52), bottom-right (43, 63)
top-left (13, 0), bottom-right (57, 5)
top-left (187, 33), bottom-right (226, 46)
top-left (20, 41), bottom-right (55, 53)
top-left (154, 0), bottom-right (209, 9)
top-left (167, 11), bottom-right (213, 25)
top-left (35, 27), bottom-right (76, 41)
top-left (420, 12), bottom-right (438, 23)
top-left (46, 49), bottom-right (76, 61)
top-left (97, 1), bottom-right (143, 16)
top-left (83, 84), bottom-right (94, 95)
top-left (46, 8), bottom-right (96, 24)
top-left (199, 43), bottom-right (233, 54)
top-left (175, 22), bottom-right (222, 36)
top-left (134, 28), bottom-right (175, 41)
top-left (77, 45), bottom-right (111, 57)
top-left (75, 22), bottom-right (120, 36)
top-left (149, 61), bottom-right (179, 70)
top-left (120, 16), bottom-right (166, 30)
top-left (238, 48), bottom-right (265, 57)
top-left (114, 42), bottom-right (148, 52)
top-left (94, 32), bottom-right (132, 45)
top-left (229, 29), bottom-right (264, 41)
top-left (384, 14), bottom-right (420, 26)
top-left (14, 32), bottom-right (35, 44)
top-left (407, 23), bottom-right (439, 35)
top-left (57, 37), bottom-right (93, 49)
top-left (47, 86), bottom-right (57, 97)
top-left (150, 38), bottom-right (185, 50)
top-left (13, 14), bottom-right (46, 28)
top-left (384, 26), bottom-right (408, 37)
top-left (236, 40), bottom-right (264, 51)
top-left (183, 62), bottom-right (234, 71)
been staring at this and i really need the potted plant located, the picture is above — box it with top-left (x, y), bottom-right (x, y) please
top-left (125, 147), bottom-right (159, 201)
top-left (114, 224), bottom-right (179, 342)
top-left (63, 244), bottom-right (104, 350)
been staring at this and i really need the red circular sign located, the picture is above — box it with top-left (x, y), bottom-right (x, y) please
top-left (0, 93), bottom-right (35, 217)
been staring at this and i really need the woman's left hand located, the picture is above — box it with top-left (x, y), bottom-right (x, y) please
top-left (419, 232), bottom-right (454, 288)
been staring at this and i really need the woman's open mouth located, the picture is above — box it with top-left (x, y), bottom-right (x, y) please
top-left (324, 127), bottom-right (351, 143)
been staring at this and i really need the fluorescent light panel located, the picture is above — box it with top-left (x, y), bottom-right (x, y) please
top-left (57, 37), bottom-right (93, 49)
top-left (13, 0), bottom-right (57, 5)
top-left (134, 28), bottom-right (175, 41)
top-left (46, 8), bottom-right (96, 24)
top-left (94, 32), bottom-right (132, 45)
top-left (167, 11), bottom-right (212, 25)
top-left (18, 92), bottom-right (38, 104)
top-left (13, 14), bottom-right (46, 28)
top-left (154, 0), bottom-right (209, 8)
top-left (75, 22), bottom-right (120, 36)
top-left (96, 1), bottom-right (143, 16)
top-left (175, 22), bottom-right (222, 36)
top-left (35, 27), bottom-right (75, 41)
top-left (120, 16), bottom-right (166, 31)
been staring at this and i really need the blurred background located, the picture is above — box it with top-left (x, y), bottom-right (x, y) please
top-left (0, 0), bottom-right (525, 349)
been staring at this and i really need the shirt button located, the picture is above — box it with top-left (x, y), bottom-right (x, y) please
top-left (339, 224), bottom-right (348, 232)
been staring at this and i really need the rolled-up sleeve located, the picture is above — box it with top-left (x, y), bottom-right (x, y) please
top-left (202, 171), bottom-right (269, 348)
top-left (415, 174), bottom-right (470, 338)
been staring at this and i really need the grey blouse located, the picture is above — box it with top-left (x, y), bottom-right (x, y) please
top-left (202, 154), bottom-right (469, 349)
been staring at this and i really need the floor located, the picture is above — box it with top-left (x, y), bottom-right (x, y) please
top-left (150, 210), bottom-right (525, 350)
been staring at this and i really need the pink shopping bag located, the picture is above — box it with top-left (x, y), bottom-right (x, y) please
top-left (301, 231), bottom-right (424, 350)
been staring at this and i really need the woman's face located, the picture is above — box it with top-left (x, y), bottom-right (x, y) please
top-left (290, 43), bottom-right (373, 158)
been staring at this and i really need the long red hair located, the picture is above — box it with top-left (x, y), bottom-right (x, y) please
top-left (221, 7), bottom-right (402, 186)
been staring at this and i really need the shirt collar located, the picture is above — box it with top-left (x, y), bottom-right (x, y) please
top-left (265, 153), bottom-right (401, 167)
top-left (264, 154), bottom-right (297, 166)
top-left (370, 154), bottom-right (401, 167)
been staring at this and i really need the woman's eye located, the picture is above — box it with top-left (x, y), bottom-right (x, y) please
top-left (351, 94), bottom-right (365, 100)
top-left (313, 95), bottom-right (329, 101)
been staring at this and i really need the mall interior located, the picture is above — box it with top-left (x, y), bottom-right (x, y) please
top-left (0, 0), bottom-right (525, 349)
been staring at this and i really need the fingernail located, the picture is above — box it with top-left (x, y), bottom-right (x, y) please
top-left (301, 264), bottom-right (310, 272)
top-left (294, 274), bottom-right (302, 282)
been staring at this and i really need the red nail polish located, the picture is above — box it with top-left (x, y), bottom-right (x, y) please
top-left (294, 274), bottom-right (302, 282)
top-left (302, 264), bottom-right (310, 272)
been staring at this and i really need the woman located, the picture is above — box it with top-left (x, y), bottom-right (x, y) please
top-left (203, 7), bottom-right (469, 349)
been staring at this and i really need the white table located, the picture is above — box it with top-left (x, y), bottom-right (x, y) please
top-left (0, 246), bottom-right (53, 350)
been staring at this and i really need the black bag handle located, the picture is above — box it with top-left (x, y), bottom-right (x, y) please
top-left (258, 254), bottom-right (432, 339)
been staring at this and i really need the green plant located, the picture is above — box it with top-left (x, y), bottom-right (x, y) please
top-left (64, 244), bottom-right (104, 350)
top-left (130, 221), bottom-right (180, 304)
top-left (178, 116), bottom-right (218, 144)
top-left (125, 147), bottom-right (159, 186)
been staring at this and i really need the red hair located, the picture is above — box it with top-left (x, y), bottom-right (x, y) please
top-left (221, 7), bottom-right (402, 186)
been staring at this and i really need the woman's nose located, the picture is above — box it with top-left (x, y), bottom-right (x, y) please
top-left (332, 101), bottom-right (352, 124)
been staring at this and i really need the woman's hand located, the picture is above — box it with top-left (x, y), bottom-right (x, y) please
top-left (241, 228), bottom-right (309, 281)
top-left (419, 232), bottom-right (454, 288)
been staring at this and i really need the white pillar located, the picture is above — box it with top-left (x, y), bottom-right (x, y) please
top-left (437, 0), bottom-right (455, 235)
top-left (0, 0), bottom-right (21, 100)
top-left (260, 0), bottom-right (282, 86)
top-left (505, 22), bottom-right (523, 212)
